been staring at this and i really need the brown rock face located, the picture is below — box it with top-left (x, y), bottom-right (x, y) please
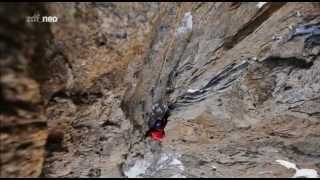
top-left (1, 2), bottom-right (320, 178)
top-left (0, 3), bottom-right (50, 177)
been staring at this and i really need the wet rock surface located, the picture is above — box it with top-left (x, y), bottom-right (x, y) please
top-left (1, 2), bottom-right (320, 178)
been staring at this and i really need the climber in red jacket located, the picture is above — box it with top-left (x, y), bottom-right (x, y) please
top-left (147, 119), bottom-right (166, 141)
top-left (146, 101), bottom-right (169, 141)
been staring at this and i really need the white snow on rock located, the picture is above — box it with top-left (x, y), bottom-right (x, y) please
top-left (187, 89), bottom-right (198, 93)
top-left (124, 153), bottom-right (185, 178)
top-left (169, 158), bottom-right (185, 171)
top-left (276, 159), bottom-right (319, 178)
top-left (155, 153), bottom-right (185, 172)
top-left (276, 160), bottom-right (298, 170)
top-left (256, 2), bottom-right (267, 9)
top-left (293, 169), bottom-right (319, 178)
top-left (124, 159), bottom-right (151, 178)
top-left (176, 12), bottom-right (192, 35)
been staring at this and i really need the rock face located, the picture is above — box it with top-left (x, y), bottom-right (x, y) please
top-left (121, 2), bottom-right (320, 178)
top-left (0, 3), bottom-right (50, 177)
top-left (41, 2), bottom-right (157, 177)
top-left (1, 2), bottom-right (320, 178)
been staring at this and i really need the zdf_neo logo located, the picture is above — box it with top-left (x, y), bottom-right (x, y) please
top-left (26, 12), bottom-right (59, 23)
top-left (41, 16), bottom-right (58, 23)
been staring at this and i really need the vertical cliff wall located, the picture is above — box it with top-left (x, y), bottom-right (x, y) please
top-left (1, 2), bottom-right (319, 178)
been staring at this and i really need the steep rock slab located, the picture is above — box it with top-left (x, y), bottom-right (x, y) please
top-left (123, 2), bottom-right (320, 178)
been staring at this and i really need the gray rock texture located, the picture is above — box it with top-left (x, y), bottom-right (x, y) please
top-left (1, 2), bottom-right (319, 178)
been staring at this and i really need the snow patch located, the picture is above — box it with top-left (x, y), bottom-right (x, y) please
top-left (169, 158), bottom-right (185, 171)
top-left (124, 153), bottom-right (185, 178)
top-left (293, 169), bottom-right (319, 178)
top-left (276, 159), bottom-right (319, 178)
top-left (124, 159), bottom-right (151, 178)
top-left (159, 153), bottom-right (169, 163)
top-left (276, 160), bottom-right (298, 170)
top-left (187, 89), bottom-right (198, 93)
top-left (176, 12), bottom-right (193, 35)
top-left (155, 153), bottom-right (185, 172)
top-left (256, 2), bottom-right (267, 9)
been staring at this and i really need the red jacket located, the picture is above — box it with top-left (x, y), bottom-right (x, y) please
top-left (148, 128), bottom-right (165, 141)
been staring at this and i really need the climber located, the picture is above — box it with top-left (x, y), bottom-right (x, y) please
top-left (146, 102), bottom-right (168, 141)
top-left (147, 120), bottom-right (166, 141)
